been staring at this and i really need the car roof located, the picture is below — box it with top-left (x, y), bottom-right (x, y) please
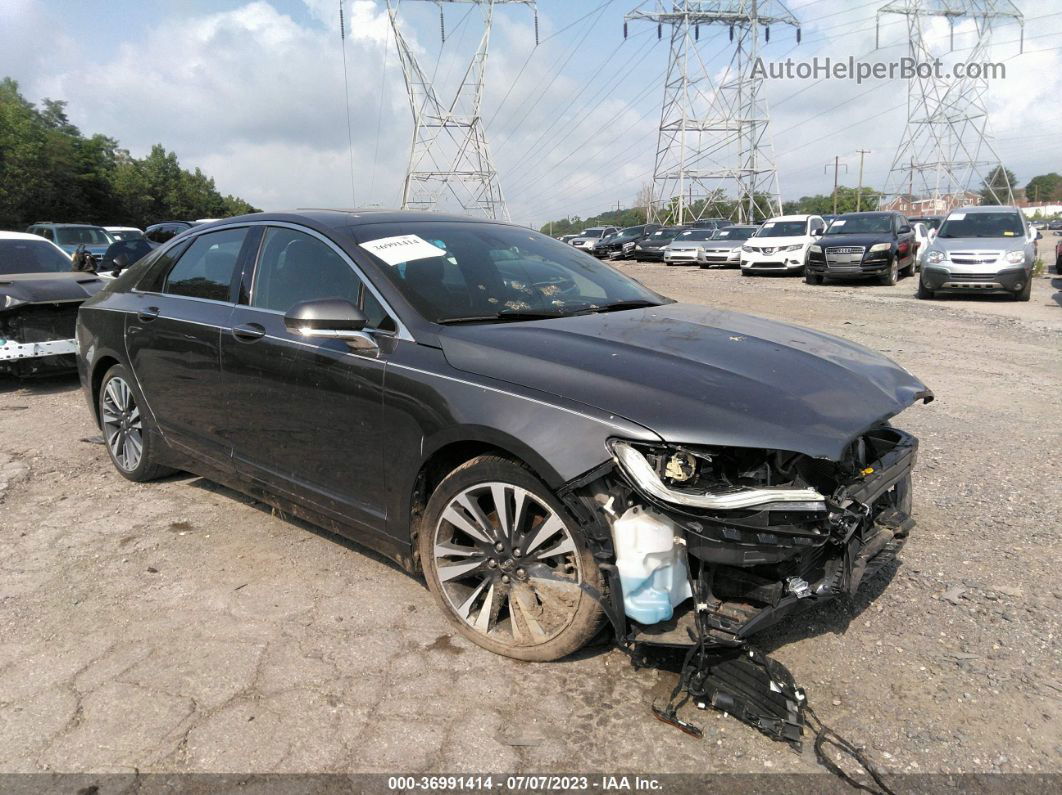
top-left (835, 211), bottom-right (894, 218)
top-left (765, 214), bottom-right (816, 222)
top-left (951, 205), bottom-right (1021, 215)
top-left (2, 231), bottom-right (53, 241)
top-left (32, 222), bottom-right (106, 229)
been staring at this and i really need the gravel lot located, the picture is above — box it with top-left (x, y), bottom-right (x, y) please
top-left (0, 256), bottom-right (1059, 780)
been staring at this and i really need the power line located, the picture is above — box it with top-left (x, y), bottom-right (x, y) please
top-left (339, 0), bottom-right (357, 206)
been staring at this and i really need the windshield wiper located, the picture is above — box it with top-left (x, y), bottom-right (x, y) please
top-left (435, 310), bottom-right (569, 325)
top-left (571, 299), bottom-right (664, 315)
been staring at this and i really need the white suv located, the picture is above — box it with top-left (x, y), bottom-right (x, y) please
top-left (741, 214), bottom-right (825, 276)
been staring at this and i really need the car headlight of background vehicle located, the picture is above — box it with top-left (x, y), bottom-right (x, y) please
top-left (728, 248), bottom-right (740, 258)
top-left (609, 440), bottom-right (826, 511)
top-left (741, 245), bottom-right (754, 253)
top-left (808, 244), bottom-right (822, 253)
top-left (782, 244), bottom-right (804, 252)
top-left (925, 250), bottom-right (947, 264)
top-left (868, 243), bottom-right (892, 253)
top-left (1004, 250), bottom-right (1025, 264)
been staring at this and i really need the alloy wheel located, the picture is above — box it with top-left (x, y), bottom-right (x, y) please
top-left (432, 482), bottom-right (583, 647)
top-left (101, 376), bottom-right (143, 472)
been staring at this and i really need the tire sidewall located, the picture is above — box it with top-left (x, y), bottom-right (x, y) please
top-left (418, 455), bottom-right (605, 661)
top-left (99, 363), bottom-right (158, 482)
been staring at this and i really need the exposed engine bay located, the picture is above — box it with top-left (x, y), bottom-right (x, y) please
top-left (561, 424), bottom-right (918, 650)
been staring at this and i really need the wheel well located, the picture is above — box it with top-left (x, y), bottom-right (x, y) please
top-left (407, 441), bottom-right (530, 572)
top-left (90, 356), bottom-right (120, 424)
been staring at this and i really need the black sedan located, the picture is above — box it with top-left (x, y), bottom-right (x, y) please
top-left (805, 211), bottom-right (917, 285)
top-left (590, 223), bottom-right (661, 259)
top-left (77, 210), bottom-right (931, 662)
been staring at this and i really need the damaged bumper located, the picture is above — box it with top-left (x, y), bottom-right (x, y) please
top-left (591, 426), bottom-right (919, 648)
top-left (0, 304), bottom-right (82, 376)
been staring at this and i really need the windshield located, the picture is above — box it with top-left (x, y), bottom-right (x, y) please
top-left (55, 227), bottom-right (114, 246)
top-left (671, 229), bottom-right (714, 242)
top-left (581, 228), bottom-right (607, 238)
top-left (711, 227), bottom-right (755, 241)
top-left (354, 222), bottom-right (665, 324)
top-left (0, 239), bottom-right (72, 275)
top-left (109, 229), bottom-right (144, 241)
top-left (615, 226), bottom-right (644, 240)
top-left (938, 211), bottom-right (1025, 239)
top-left (911, 217), bottom-right (942, 231)
top-left (648, 228), bottom-right (681, 243)
top-left (825, 214), bottom-right (893, 235)
top-left (755, 221), bottom-right (807, 238)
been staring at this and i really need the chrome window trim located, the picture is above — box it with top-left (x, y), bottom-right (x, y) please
top-left (130, 220), bottom-right (411, 341)
top-left (245, 223), bottom-right (403, 339)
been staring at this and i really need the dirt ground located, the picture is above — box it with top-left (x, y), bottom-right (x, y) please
top-left (0, 252), bottom-right (1059, 780)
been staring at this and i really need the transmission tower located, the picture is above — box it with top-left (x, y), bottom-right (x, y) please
top-left (387, 0), bottom-right (537, 221)
top-left (625, 1), bottom-right (799, 225)
top-left (877, 0), bottom-right (1024, 213)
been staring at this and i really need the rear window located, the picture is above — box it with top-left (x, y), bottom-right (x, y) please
top-left (162, 227), bottom-right (247, 301)
top-left (55, 227), bottom-right (113, 246)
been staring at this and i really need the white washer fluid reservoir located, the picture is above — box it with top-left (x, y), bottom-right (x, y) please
top-left (611, 505), bottom-right (693, 624)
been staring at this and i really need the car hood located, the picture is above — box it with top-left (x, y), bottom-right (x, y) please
top-left (930, 236), bottom-right (1027, 253)
top-left (0, 271), bottom-right (106, 306)
top-left (667, 241), bottom-right (709, 250)
top-left (818, 234), bottom-right (893, 248)
top-left (746, 236), bottom-right (808, 248)
top-left (438, 303), bottom-right (932, 461)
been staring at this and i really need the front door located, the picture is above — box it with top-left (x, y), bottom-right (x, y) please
top-left (219, 225), bottom-right (391, 535)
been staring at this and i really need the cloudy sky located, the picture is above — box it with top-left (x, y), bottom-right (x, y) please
top-left (3, 0), bottom-right (1060, 226)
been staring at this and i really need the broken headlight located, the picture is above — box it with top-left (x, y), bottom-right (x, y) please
top-left (610, 440), bottom-right (826, 512)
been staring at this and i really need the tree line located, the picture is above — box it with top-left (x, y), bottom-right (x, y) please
top-left (0, 77), bottom-right (258, 231)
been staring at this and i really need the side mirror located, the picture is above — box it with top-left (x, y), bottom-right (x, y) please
top-left (111, 253), bottom-right (129, 275)
top-left (898, 225), bottom-right (912, 234)
top-left (811, 228), bottom-right (823, 237)
top-left (283, 298), bottom-right (377, 353)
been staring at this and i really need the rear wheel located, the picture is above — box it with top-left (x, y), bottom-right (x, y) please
top-left (99, 364), bottom-right (172, 482)
top-left (419, 456), bottom-right (604, 661)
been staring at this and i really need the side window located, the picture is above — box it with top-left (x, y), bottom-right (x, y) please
top-left (162, 227), bottom-right (247, 301)
top-left (252, 227), bottom-right (361, 313)
top-left (42, 227), bottom-right (54, 241)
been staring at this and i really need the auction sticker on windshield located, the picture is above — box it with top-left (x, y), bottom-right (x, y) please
top-left (361, 234), bottom-right (446, 266)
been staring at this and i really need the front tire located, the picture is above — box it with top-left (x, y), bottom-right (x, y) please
top-left (805, 271), bottom-right (822, 285)
top-left (879, 258), bottom-right (899, 286)
top-left (99, 364), bottom-right (172, 482)
top-left (1014, 277), bottom-right (1032, 302)
top-left (916, 274), bottom-right (934, 299)
top-left (418, 456), bottom-right (604, 661)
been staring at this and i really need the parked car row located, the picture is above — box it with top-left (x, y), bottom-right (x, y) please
top-left (580, 205), bottom-right (1042, 302)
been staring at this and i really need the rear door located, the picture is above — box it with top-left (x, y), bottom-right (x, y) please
top-left (219, 224), bottom-right (394, 534)
top-left (895, 215), bottom-right (914, 267)
top-left (125, 226), bottom-right (256, 468)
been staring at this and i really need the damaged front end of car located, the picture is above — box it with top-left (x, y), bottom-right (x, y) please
top-left (566, 425), bottom-right (919, 649)
top-left (0, 275), bottom-right (104, 377)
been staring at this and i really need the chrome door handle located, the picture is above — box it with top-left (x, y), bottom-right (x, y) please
top-left (231, 323), bottom-right (266, 342)
top-left (137, 306), bottom-right (160, 322)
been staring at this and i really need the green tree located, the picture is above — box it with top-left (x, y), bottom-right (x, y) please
top-left (980, 165), bottom-right (1017, 205)
top-left (782, 186), bottom-right (881, 216)
top-left (1024, 172), bottom-right (1062, 204)
top-left (0, 77), bottom-right (258, 230)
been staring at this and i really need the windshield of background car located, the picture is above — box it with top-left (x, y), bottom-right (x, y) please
top-left (825, 215), bottom-right (893, 235)
top-left (110, 230), bottom-right (144, 241)
top-left (672, 229), bottom-right (714, 242)
top-left (938, 211), bottom-right (1025, 238)
top-left (755, 221), bottom-right (807, 237)
top-left (711, 227), bottom-right (755, 240)
top-left (0, 240), bottom-right (72, 275)
top-left (615, 226), bottom-right (643, 239)
top-left (648, 228), bottom-right (680, 243)
top-left (912, 217), bottom-right (942, 230)
top-left (582, 228), bottom-right (606, 237)
top-left (55, 227), bottom-right (113, 246)
top-left (352, 222), bottom-right (664, 323)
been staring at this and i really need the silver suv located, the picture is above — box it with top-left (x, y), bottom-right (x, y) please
top-left (918, 206), bottom-right (1037, 301)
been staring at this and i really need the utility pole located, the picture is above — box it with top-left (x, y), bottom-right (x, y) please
top-left (878, 0), bottom-right (1023, 212)
top-left (855, 148), bottom-right (871, 212)
top-left (625, 1), bottom-right (800, 225)
top-left (825, 157), bottom-right (848, 215)
top-left (387, 0), bottom-right (538, 221)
